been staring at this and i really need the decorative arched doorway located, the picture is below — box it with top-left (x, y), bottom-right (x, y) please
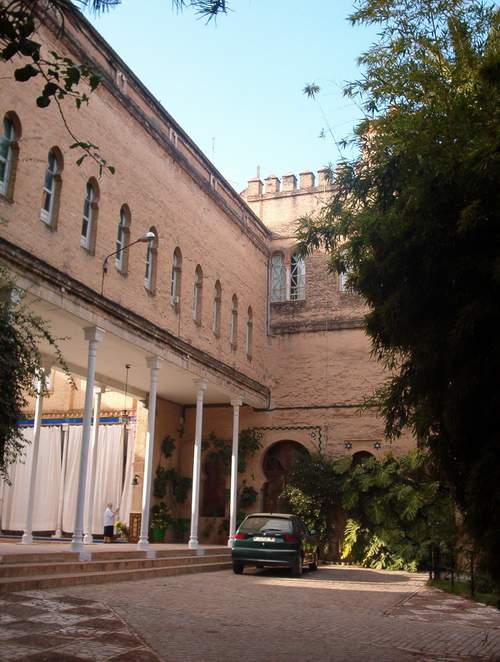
top-left (352, 450), bottom-right (375, 467)
top-left (262, 440), bottom-right (308, 513)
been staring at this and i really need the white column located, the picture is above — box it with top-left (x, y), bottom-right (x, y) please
top-left (71, 326), bottom-right (105, 552)
top-left (53, 424), bottom-right (69, 538)
top-left (228, 397), bottom-right (243, 548)
top-left (84, 386), bottom-right (104, 544)
top-left (22, 364), bottom-right (50, 544)
top-left (137, 356), bottom-right (162, 551)
top-left (188, 379), bottom-right (208, 550)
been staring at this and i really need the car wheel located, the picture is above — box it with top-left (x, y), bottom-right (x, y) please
top-left (309, 552), bottom-right (318, 571)
top-left (232, 561), bottom-right (244, 575)
top-left (292, 554), bottom-right (303, 578)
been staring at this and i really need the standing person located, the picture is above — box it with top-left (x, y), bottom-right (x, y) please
top-left (103, 503), bottom-right (118, 543)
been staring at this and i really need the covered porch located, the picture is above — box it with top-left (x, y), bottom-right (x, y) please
top-left (2, 263), bottom-right (268, 559)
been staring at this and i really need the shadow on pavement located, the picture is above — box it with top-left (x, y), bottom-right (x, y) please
top-left (244, 564), bottom-right (415, 583)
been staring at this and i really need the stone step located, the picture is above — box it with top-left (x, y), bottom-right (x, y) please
top-left (0, 547), bottom-right (230, 564)
top-left (0, 553), bottom-right (231, 578)
top-left (0, 559), bottom-right (232, 592)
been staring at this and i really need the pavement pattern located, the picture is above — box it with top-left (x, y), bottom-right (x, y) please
top-left (1, 565), bottom-right (499, 661)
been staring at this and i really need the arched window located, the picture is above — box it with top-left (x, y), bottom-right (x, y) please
top-left (40, 148), bottom-right (63, 229)
top-left (170, 247), bottom-right (182, 309)
top-left (192, 264), bottom-right (203, 324)
top-left (115, 205), bottom-right (131, 273)
top-left (230, 294), bottom-right (238, 349)
top-left (270, 252), bottom-right (286, 302)
top-left (339, 250), bottom-right (351, 292)
top-left (246, 306), bottom-right (253, 359)
top-left (290, 253), bottom-right (306, 300)
top-left (212, 280), bottom-right (222, 336)
top-left (0, 113), bottom-right (20, 199)
top-left (144, 227), bottom-right (158, 293)
top-left (80, 179), bottom-right (99, 253)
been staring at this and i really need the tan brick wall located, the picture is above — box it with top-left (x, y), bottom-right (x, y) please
top-left (0, 21), bottom-right (269, 386)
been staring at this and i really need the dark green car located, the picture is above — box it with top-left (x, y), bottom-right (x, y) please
top-left (231, 513), bottom-right (319, 577)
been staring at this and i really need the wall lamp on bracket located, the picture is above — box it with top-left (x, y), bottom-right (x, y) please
top-left (344, 441), bottom-right (353, 450)
top-left (100, 231), bottom-right (156, 296)
top-left (374, 441), bottom-right (382, 450)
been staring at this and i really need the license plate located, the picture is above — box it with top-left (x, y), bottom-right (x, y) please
top-left (253, 536), bottom-right (275, 542)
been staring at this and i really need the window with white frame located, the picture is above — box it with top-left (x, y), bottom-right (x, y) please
top-left (339, 251), bottom-right (351, 292)
top-left (230, 294), bottom-right (238, 349)
top-left (270, 252), bottom-right (286, 302)
top-left (116, 206), bottom-right (131, 272)
top-left (170, 247), bottom-right (182, 308)
top-left (144, 227), bottom-right (158, 292)
top-left (246, 306), bottom-right (253, 359)
top-left (192, 265), bottom-right (203, 324)
top-left (40, 150), bottom-right (60, 226)
top-left (290, 254), bottom-right (306, 300)
top-left (0, 117), bottom-right (15, 197)
top-left (212, 280), bottom-right (221, 336)
top-left (80, 181), bottom-right (97, 250)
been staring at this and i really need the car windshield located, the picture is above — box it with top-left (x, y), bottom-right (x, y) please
top-left (239, 516), bottom-right (293, 534)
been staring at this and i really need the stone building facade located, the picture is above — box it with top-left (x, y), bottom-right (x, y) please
top-left (0, 9), bottom-right (413, 548)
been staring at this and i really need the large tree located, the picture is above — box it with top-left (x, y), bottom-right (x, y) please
top-left (297, 0), bottom-right (499, 581)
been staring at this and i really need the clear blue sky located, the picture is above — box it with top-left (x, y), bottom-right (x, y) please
top-left (88, 0), bottom-right (376, 192)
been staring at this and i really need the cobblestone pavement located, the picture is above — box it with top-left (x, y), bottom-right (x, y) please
top-left (0, 592), bottom-right (161, 661)
top-left (1, 566), bottom-right (499, 661)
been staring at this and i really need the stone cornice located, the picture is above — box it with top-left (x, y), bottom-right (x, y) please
top-left (270, 317), bottom-right (365, 335)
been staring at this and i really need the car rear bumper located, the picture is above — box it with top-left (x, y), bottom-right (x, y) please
top-left (232, 547), bottom-right (298, 566)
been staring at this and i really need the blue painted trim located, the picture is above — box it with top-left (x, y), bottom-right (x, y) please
top-left (17, 416), bottom-right (136, 427)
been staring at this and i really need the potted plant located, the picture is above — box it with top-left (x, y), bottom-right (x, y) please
top-left (115, 519), bottom-right (129, 541)
top-left (150, 502), bottom-right (173, 542)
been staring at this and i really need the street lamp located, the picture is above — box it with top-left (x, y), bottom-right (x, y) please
top-left (100, 231), bottom-right (155, 296)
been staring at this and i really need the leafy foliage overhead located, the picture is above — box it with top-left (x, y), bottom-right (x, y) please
top-left (296, 0), bottom-right (500, 581)
top-left (0, 266), bottom-right (74, 481)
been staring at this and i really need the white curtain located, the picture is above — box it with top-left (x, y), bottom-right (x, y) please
top-left (62, 424), bottom-right (133, 535)
top-left (1, 423), bottom-right (134, 536)
top-left (86, 424), bottom-right (124, 534)
top-left (119, 424), bottom-right (136, 527)
top-left (1, 427), bottom-right (62, 531)
top-left (61, 425), bottom-right (83, 533)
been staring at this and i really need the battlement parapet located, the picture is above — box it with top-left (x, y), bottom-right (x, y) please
top-left (245, 167), bottom-right (335, 199)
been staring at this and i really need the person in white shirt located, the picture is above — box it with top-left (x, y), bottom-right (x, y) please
top-left (103, 503), bottom-right (118, 543)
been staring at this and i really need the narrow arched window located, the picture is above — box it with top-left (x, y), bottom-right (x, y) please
top-left (116, 205), bottom-right (131, 273)
top-left (40, 148), bottom-right (63, 229)
top-left (270, 252), bottom-right (286, 302)
top-left (212, 280), bottom-right (222, 337)
top-left (339, 251), bottom-right (351, 292)
top-left (246, 306), bottom-right (253, 360)
top-left (0, 114), bottom-right (20, 199)
top-left (192, 265), bottom-right (203, 325)
top-left (290, 253), bottom-right (306, 300)
top-left (80, 179), bottom-right (99, 253)
top-left (230, 294), bottom-right (238, 349)
top-left (144, 227), bottom-right (158, 293)
top-left (170, 247), bottom-right (182, 310)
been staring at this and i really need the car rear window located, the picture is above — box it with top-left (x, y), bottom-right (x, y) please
top-left (239, 516), bottom-right (293, 534)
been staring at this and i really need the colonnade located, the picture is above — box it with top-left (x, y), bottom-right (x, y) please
top-left (20, 325), bottom-right (243, 555)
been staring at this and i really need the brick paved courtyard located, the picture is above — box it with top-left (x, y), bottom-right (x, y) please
top-left (1, 565), bottom-right (499, 661)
